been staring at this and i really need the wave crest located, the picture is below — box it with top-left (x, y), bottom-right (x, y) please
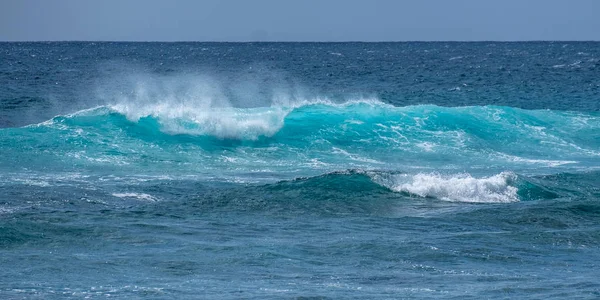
top-left (112, 103), bottom-right (289, 140)
top-left (85, 97), bottom-right (387, 140)
top-left (369, 171), bottom-right (520, 203)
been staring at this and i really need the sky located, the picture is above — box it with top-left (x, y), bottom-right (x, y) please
top-left (1, 0), bottom-right (599, 41)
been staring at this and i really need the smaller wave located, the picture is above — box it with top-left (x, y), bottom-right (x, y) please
top-left (369, 171), bottom-right (520, 203)
top-left (272, 170), bottom-right (525, 203)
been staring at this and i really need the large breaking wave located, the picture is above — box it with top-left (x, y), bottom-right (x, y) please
top-left (2, 96), bottom-right (599, 204)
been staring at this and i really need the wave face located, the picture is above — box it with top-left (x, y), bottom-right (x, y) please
top-left (2, 98), bottom-right (600, 202)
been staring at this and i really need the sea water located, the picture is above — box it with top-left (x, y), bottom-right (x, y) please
top-left (1, 42), bottom-right (600, 298)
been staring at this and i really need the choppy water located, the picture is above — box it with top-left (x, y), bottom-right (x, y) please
top-left (1, 42), bottom-right (600, 299)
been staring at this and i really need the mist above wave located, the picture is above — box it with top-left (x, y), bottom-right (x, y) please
top-left (90, 70), bottom-right (378, 139)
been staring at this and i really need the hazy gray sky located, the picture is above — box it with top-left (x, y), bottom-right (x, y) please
top-left (1, 0), bottom-right (599, 41)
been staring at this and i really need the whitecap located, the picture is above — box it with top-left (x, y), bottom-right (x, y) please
top-left (371, 172), bottom-right (519, 203)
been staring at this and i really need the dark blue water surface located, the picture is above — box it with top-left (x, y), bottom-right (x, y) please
top-left (1, 42), bottom-right (600, 299)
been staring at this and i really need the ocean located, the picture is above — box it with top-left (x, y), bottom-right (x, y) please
top-left (1, 42), bottom-right (599, 299)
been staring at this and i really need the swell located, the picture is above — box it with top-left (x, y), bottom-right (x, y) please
top-left (271, 170), bottom-right (563, 203)
top-left (2, 171), bottom-right (600, 254)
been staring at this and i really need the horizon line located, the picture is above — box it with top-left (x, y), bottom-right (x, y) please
top-left (1, 40), bottom-right (599, 43)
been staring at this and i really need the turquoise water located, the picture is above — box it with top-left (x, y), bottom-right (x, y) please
top-left (1, 42), bottom-right (600, 298)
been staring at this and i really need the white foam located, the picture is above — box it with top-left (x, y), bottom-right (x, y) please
top-left (416, 142), bottom-right (436, 152)
top-left (149, 106), bottom-right (287, 140)
top-left (0, 206), bottom-right (16, 215)
top-left (495, 152), bottom-right (577, 167)
top-left (15, 179), bottom-right (51, 187)
top-left (331, 147), bottom-right (382, 164)
top-left (112, 193), bottom-right (158, 202)
top-left (372, 172), bottom-right (519, 203)
top-left (277, 96), bottom-right (387, 110)
top-left (67, 152), bottom-right (130, 166)
top-left (344, 119), bottom-right (364, 125)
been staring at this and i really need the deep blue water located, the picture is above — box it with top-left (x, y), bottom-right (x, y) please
top-left (1, 42), bottom-right (600, 299)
